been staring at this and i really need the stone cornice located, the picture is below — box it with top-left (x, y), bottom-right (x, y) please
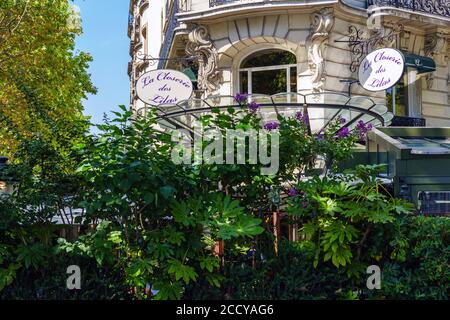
top-left (177, 0), bottom-right (339, 24)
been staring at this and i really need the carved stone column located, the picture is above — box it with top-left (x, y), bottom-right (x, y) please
top-left (186, 25), bottom-right (222, 96)
top-left (424, 32), bottom-right (446, 90)
top-left (307, 8), bottom-right (335, 93)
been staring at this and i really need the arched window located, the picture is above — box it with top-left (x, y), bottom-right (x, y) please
top-left (239, 50), bottom-right (297, 95)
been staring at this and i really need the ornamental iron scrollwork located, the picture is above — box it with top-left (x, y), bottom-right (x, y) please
top-left (135, 52), bottom-right (197, 68)
top-left (338, 24), bottom-right (404, 73)
top-left (368, 0), bottom-right (450, 18)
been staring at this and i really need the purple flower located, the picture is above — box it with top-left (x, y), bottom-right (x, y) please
top-left (302, 201), bottom-right (308, 208)
top-left (339, 116), bottom-right (347, 124)
top-left (316, 133), bottom-right (324, 142)
top-left (264, 121), bottom-right (279, 131)
top-left (295, 111), bottom-right (309, 124)
top-left (337, 127), bottom-right (350, 139)
top-left (248, 101), bottom-right (260, 113)
top-left (235, 93), bottom-right (248, 104)
top-left (288, 188), bottom-right (299, 197)
top-left (356, 120), bottom-right (365, 130)
top-left (246, 248), bottom-right (256, 257)
top-left (356, 120), bottom-right (373, 139)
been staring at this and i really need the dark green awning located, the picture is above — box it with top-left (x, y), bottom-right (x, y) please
top-left (183, 67), bottom-right (197, 83)
top-left (403, 53), bottom-right (436, 74)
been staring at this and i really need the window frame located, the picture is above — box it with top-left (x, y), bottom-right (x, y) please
top-left (237, 49), bottom-right (297, 95)
top-left (239, 64), bottom-right (297, 95)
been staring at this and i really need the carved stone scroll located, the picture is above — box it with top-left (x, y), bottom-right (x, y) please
top-left (186, 25), bottom-right (222, 96)
top-left (307, 8), bottom-right (335, 93)
top-left (424, 32), bottom-right (446, 90)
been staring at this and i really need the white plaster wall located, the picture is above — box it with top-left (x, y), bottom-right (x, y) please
top-left (142, 2), bottom-right (450, 125)
top-left (206, 13), bottom-right (346, 131)
top-left (207, 13), bottom-right (312, 97)
top-left (206, 14), bottom-right (391, 99)
top-left (133, 0), bottom-right (164, 113)
top-left (145, 0), bottom-right (163, 70)
top-left (393, 30), bottom-right (450, 125)
top-left (204, 13), bottom-right (450, 126)
top-left (420, 49), bottom-right (450, 126)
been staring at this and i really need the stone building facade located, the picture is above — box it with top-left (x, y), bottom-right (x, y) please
top-left (128, 0), bottom-right (450, 126)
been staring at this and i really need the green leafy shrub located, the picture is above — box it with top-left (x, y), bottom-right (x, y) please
top-left (367, 215), bottom-right (449, 300)
top-left (286, 164), bottom-right (415, 269)
top-left (186, 215), bottom-right (449, 300)
top-left (186, 240), bottom-right (359, 300)
top-left (70, 107), bottom-right (264, 299)
top-left (1, 105), bottom-right (448, 300)
top-left (0, 254), bottom-right (129, 300)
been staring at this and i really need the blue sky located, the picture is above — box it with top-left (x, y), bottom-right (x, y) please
top-left (73, 0), bottom-right (130, 130)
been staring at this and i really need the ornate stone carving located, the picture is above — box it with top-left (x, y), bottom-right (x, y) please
top-left (307, 8), bottom-right (335, 93)
top-left (446, 39), bottom-right (450, 92)
top-left (186, 25), bottom-right (222, 96)
top-left (371, 25), bottom-right (401, 49)
top-left (399, 30), bottom-right (411, 52)
top-left (424, 32), bottom-right (446, 90)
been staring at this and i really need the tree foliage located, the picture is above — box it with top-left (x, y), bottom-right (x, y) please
top-left (0, 0), bottom-right (95, 158)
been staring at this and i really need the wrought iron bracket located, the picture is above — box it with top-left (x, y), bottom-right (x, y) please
top-left (135, 52), bottom-right (198, 67)
top-left (335, 25), bottom-right (404, 73)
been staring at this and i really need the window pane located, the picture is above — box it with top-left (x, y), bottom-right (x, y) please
top-left (386, 80), bottom-right (407, 116)
top-left (386, 87), bottom-right (394, 113)
top-left (240, 71), bottom-right (248, 94)
top-left (241, 50), bottom-right (296, 68)
top-left (290, 67), bottom-right (297, 93)
top-left (252, 69), bottom-right (287, 95)
top-left (396, 82), bottom-right (407, 116)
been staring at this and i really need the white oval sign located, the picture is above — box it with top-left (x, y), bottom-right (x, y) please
top-left (136, 69), bottom-right (193, 105)
top-left (358, 48), bottom-right (405, 92)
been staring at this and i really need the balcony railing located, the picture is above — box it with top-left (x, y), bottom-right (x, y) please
top-left (134, 16), bottom-right (141, 40)
top-left (129, 40), bottom-right (135, 56)
top-left (179, 0), bottom-right (192, 12)
top-left (369, 0), bottom-right (450, 18)
top-left (159, 0), bottom-right (179, 68)
top-left (208, 0), bottom-right (450, 18)
top-left (138, 0), bottom-right (149, 10)
top-left (210, 0), bottom-right (242, 6)
top-left (127, 13), bottom-right (134, 37)
top-left (127, 62), bottom-right (133, 77)
top-left (209, 0), bottom-right (297, 7)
